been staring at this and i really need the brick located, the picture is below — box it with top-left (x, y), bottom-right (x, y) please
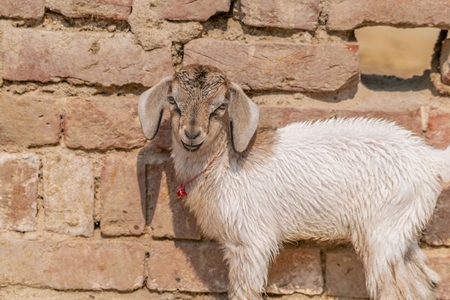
top-left (46, 0), bottom-right (132, 20)
top-left (162, 0), bottom-right (230, 21)
top-left (336, 108), bottom-right (423, 135)
top-left (259, 106), bottom-right (330, 128)
top-left (424, 248), bottom-right (450, 299)
top-left (2, 27), bottom-right (173, 87)
top-left (239, 0), bottom-right (319, 30)
top-left (267, 246), bottom-right (323, 295)
top-left (147, 154), bottom-right (201, 240)
top-left (423, 186), bottom-right (450, 246)
top-left (328, 0), bottom-right (450, 31)
top-left (64, 97), bottom-right (146, 150)
top-left (441, 40), bottom-right (450, 86)
top-left (43, 153), bottom-right (94, 237)
top-left (99, 152), bottom-right (146, 236)
top-left (184, 39), bottom-right (359, 92)
top-left (147, 240), bottom-right (228, 293)
top-left (128, 0), bottom-right (203, 51)
top-left (325, 248), bottom-right (368, 298)
top-left (0, 153), bottom-right (38, 232)
top-left (426, 106), bottom-right (450, 149)
top-left (0, 240), bottom-right (145, 291)
top-left (0, 94), bottom-right (61, 148)
top-left (0, 0), bottom-right (45, 19)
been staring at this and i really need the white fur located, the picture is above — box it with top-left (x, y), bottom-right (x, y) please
top-left (171, 118), bottom-right (448, 300)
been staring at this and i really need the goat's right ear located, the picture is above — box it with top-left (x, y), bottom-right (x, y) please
top-left (138, 76), bottom-right (173, 140)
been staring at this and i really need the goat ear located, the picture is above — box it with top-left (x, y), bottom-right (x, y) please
top-left (228, 83), bottom-right (260, 152)
top-left (138, 76), bottom-right (173, 140)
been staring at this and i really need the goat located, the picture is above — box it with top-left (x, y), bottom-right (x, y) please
top-left (139, 64), bottom-right (450, 299)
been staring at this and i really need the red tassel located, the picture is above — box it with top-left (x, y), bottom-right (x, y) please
top-left (176, 155), bottom-right (218, 199)
top-left (176, 185), bottom-right (188, 198)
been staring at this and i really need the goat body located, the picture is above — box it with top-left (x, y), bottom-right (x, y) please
top-left (139, 64), bottom-right (450, 300)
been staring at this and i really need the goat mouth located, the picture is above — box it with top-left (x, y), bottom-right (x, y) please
top-left (182, 141), bottom-right (203, 152)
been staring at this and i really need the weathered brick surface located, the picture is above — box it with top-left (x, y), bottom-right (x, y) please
top-left (328, 0), bottom-right (450, 31)
top-left (162, 0), bottom-right (230, 21)
top-left (267, 246), bottom-right (323, 295)
top-left (239, 0), bottom-right (320, 30)
top-left (0, 240), bottom-right (145, 291)
top-left (325, 248), bottom-right (368, 298)
top-left (2, 27), bottom-right (173, 87)
top-left (0, 153), bottom-right (39, 232)
top-left (64, 97), bottom-right (146, 150)
top-left (129, 0), bottom-right (203, 51)
top-left (424, 248), bottom-right (450, 299)
top-left (99, 152), bottom-right (146, 236)
top-left (426, 106), bottom-right (450, 149)
top-left (147, 154), bottom-right (201, 240)
top-left (184, 39), bottom-right (359, 92)
top-left (46, 0), bottom-right (132, 20)
top-left (424, 186), bottom-right (450, 246)
top-left (0, 94), bottom-right (61, 148)
top-left (0, 0), bottom-right (45, 19)
top-left (259, 106), bottom-right (330, 128)
top-left (43, 153), bottom-right (94, 237)
top-left (336, 108), bottom-right (423, 135)
top-left (147, 240), bottom-right (228, 293)
top-left (441, 40), bottom-right (450, 86)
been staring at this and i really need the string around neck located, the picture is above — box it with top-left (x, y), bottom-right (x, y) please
top-left (176, 155), bottom-right (218, 198)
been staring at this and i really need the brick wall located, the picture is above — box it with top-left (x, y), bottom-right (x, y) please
top-left (1, 0), bottom-right (450, 299)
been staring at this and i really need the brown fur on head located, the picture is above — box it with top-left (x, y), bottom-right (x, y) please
top-left (138, 64), bottom-right (260, 153)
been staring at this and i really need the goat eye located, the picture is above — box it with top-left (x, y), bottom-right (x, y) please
top-left (218, 103), bottom-right (227, 110)
top-left (168, 96), bottom-right (176, 105)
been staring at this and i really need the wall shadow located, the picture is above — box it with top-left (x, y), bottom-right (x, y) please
top-left (137, 129), bottom-right (229, 294)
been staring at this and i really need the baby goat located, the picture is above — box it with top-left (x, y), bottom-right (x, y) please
top-left (139, 64), bottom-right (450, 300)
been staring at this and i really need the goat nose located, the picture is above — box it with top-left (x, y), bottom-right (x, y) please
top-left (184, 129), bottom-right (201, 139)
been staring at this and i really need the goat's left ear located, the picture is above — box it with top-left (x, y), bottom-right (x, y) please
top-left (138, 76), bottom-right (173, 140)
top-left (228, 82), bottom-right (260, 152)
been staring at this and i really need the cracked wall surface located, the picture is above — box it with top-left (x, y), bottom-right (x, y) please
top-left (1, 0), bottom-right (450, 299)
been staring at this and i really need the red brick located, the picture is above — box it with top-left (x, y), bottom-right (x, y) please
top-left (46, 0), bottom-right (132, 20)
top-left (2, 27), bottom-right (173, 87)
top-left (147, 240), bottom-right (228, 293)
top-left (259, 106), bottom-right (330, 128)
top-left (146, 154), bottom-right (201, 240)
top-left (423, 186), bottom-right (450, 246)
top-left (239, 0), bottom-right (320, 30)
top-left (0, 153), bottom-right (39, 232)
top-left (64, 97), bottom-right (146, 150)
top-left (0, 94), bottom-right (61, 148)
top-left (267, 246), bottom-right (323, 295)
top-left (441, 40), bottom-right (450, 86)
top-left (336, 108), bottom-right (423, 135)
top-left (426, 106), bottom-right (450, 149)
top-left (0, 0), bottom-right (45, 19)
top-left (99, 151), bottom-right (146, 236)
top-left (424, 248), bottom-right (450, 299)
top-left (43, 153), bottom-right (94, 237)
top-left (325, 248), bottom-right (368, 298)
top-left (328, 0), bottom-right (450, 31)
top-left (162, 0), bottom-right (230, 21)
top-left (184, 39), bottom-right (359, 92)
top-left (0, 240), bottom-right (145, 291)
